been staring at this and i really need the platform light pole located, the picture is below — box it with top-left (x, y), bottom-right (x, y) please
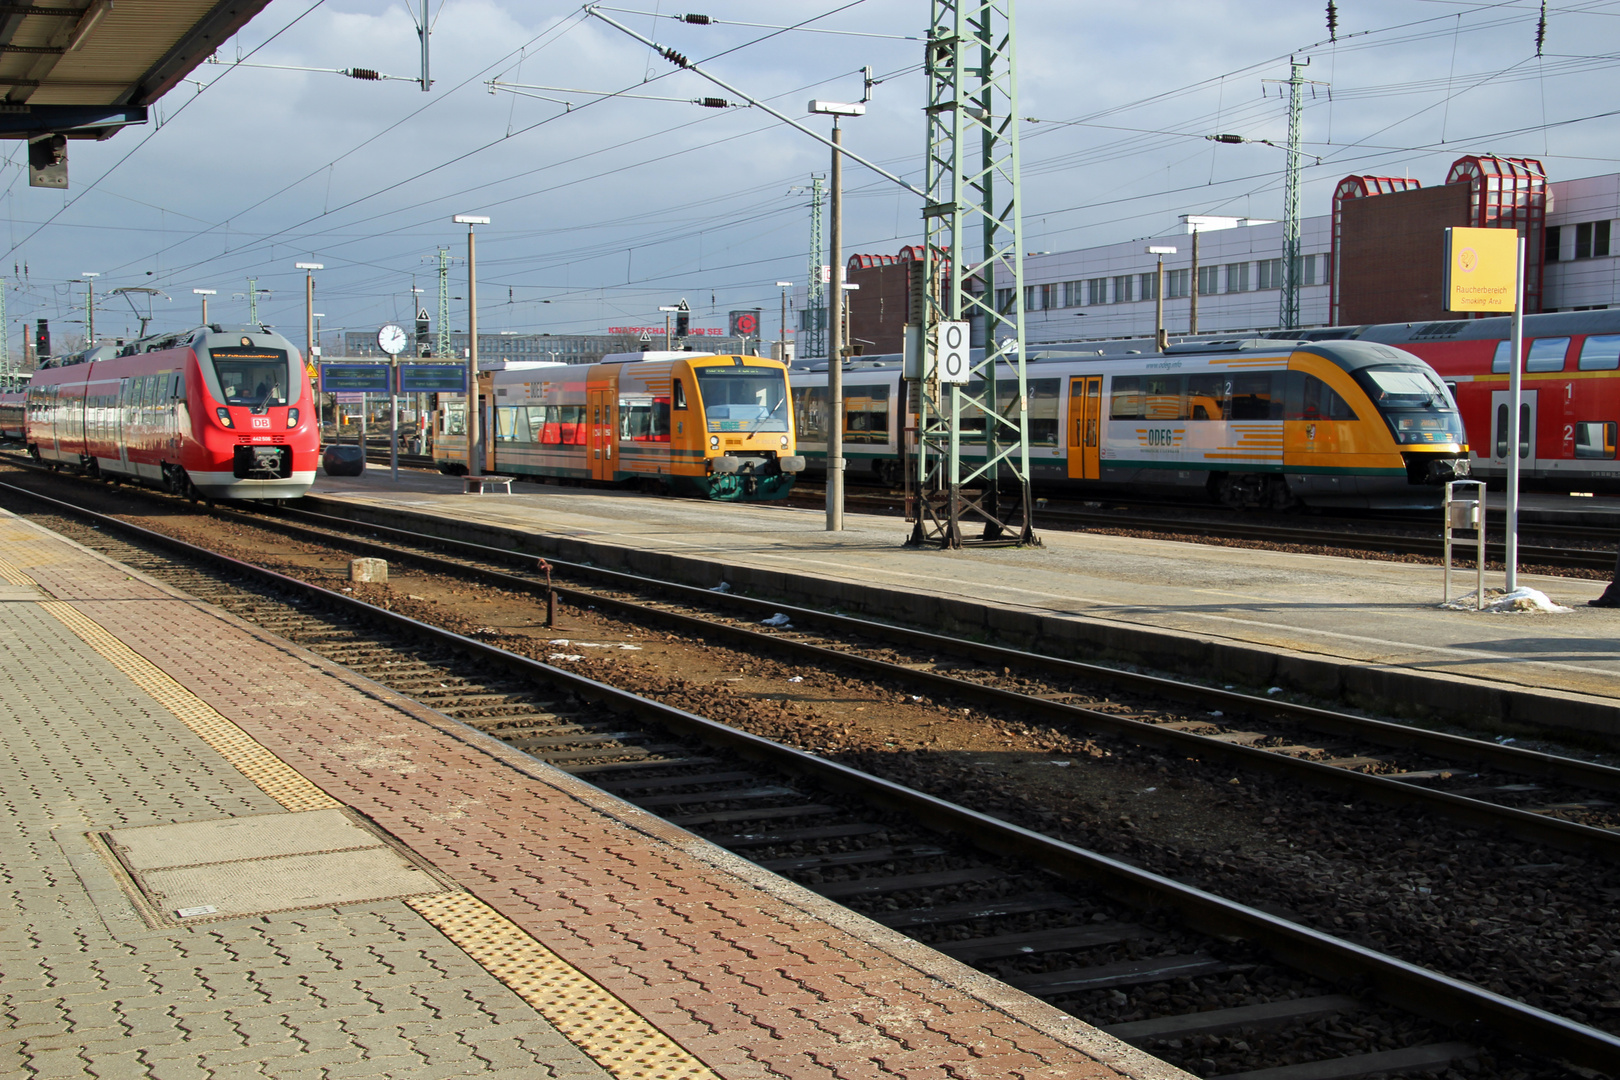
top-left (775, 281), bottom-right (792, 363)
top-left (1505, 236), bottom-right (1527, 592)
top-left (193, 288), bottom-right (215, 326)
top-left (295, 263), bottom-right (322, 377)
top-left (659, 305), bottom-right (679, 350)
top-left (810, 99), bottom-right (864, 532)
top-left (453, 215), bottom-right (489, 477)
top-left (1147, 246), bottom-right (1175, 351)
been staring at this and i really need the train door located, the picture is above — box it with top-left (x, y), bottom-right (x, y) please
top-left (1066, 375), bottom-right (1102, 480)
top-left (588, 387), bottom-right (615, 481)
top-left (1489, 389), bottom-right (1538, 472)
top-left (116, 377), bottom-right (131, 471)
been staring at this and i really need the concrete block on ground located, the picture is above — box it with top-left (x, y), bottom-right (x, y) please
top-left (348, 558), bottom-right (388, 584)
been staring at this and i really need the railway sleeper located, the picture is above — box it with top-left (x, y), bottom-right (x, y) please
top-left (934, 923), bottom-right (1159, 964)
top-left (1103, 994), bottom-right (1359, 1043)
top-left (1010, 954), bottom-right (1246, 996)
top-left (1209, 1042), bottom-right (1476, 1080)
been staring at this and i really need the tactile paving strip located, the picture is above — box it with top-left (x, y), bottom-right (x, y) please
top-left (36, 595), bottom-right (342, 813)
top-left (407, 892), bottom-right (720, 1080)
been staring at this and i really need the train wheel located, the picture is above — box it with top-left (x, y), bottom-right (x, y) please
top-left (1266, 476), bottom-right (1298, 510)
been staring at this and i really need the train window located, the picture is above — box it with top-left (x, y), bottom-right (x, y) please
top-left (844, 383), bottom-right (890, 444)
top-left (1525, 337), bottom-right (1571, 372)
top-left (1495, 404), bottom-right (1508, 458)
top-left (564, 404), bottom-right (588, 444)
top-left (1575, 421), bottom-right (1617, 459)
top-left (1578, 335), bottom-right (1620, 371)
top-left (494, 406), bottom-right (524, 442)
top-left (1229, 372), bottom-right (1284, 420)
top-left (793, 386), bottom-right (828, 442)
top-left (1186, 374), bottom-right (1226, 420)
top-left (1143, 375), bottom-right (1186, 421)
top-left (1109, 376), bottom-right (1144, 419)
top-left (672, 380), bottom-right (687, 410)
top-left (1027, 379), bottom-right (1060, 445)
top-left (443, 402), bottom-right (466, 436)
top-left (1491, 340), bottom-right (1512, 373)
top-left (1285, 372), bottom-right (1358, 422)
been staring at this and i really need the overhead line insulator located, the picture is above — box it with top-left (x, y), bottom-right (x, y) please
top-left (346, 68), bottom-right (381, 80)
top-left (698, 97), bottom-right (728, 109)
top-left (660, 47), bottom-right (689, 68)
top-left (681, 14), bottom-right (711, 24)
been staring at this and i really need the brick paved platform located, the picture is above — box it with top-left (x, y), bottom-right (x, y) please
top-left (0, 508), bottom-right (1183, 1080)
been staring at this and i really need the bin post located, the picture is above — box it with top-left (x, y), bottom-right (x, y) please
top-left (1443, 480), bottom-right (1486, 610)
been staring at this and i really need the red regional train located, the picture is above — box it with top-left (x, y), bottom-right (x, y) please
top-left (25, 325), bottom-right (318, 501)
top-left (1272, 310), bottom-right (1620, 487)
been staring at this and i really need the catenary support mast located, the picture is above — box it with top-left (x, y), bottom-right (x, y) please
top-left (911, 0), bottom-right (1036, 548)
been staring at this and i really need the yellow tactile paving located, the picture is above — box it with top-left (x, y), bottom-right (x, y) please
top-left (38, 599), bottom-right (343, 813)
top-left (2, 519), bottom-right (725, 1078)
top-left (407, 892), bottom-right (721, 1080)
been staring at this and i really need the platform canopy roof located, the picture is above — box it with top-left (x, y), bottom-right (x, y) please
top-left (0, 0), bottom-right (274, 139)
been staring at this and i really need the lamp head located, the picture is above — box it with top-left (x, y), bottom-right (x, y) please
top-left (295, 262), bottom-right (323, 270)
top-left (808, 99), bottom-right (865, 117)
top-left (1146, 245), bottom-right (1177, 255)
top-left (453, 214), bottom-right (491, 225)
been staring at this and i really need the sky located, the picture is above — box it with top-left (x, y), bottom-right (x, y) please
top-left (5, 0), bottom-right (1620, 356)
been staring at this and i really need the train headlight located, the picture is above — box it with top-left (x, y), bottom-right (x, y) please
top-left (710, 435), bottom-right (719, 449)
top-left (215, 407), bottom-right (233, 428)
top-left (780, 435), bottom-right (789, 448)
top-left (287, 407), bottom-right (300, 428)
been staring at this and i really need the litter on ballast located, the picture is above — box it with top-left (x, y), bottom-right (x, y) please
top-left (761, 613), bottom-right (793, 627)
top-left (547, 653), bottom-right (586, 662)
top-left (711, 582), bottom-right (732, 593)
top-left (788, 676), bottom-right (804, 683)
top-left (1441, 587), bottom-right (1572, 614)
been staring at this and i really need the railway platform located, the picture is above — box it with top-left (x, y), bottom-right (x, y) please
top-left (306, 472), bottom-right (1620, 742)
top-left (0, 508), bottom-right (1180, 1080)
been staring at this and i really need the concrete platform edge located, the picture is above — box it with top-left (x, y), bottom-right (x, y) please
top-left (7, 508), bottom-right (1192, 1080)
top-left (304, 494), bottom-right (1620, 744)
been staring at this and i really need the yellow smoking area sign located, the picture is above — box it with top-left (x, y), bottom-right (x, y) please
top-left (1444, 226), bottom-right (1518, 312)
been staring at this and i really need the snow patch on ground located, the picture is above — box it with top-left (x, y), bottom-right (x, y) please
top-left (1441, 587), bottom-right (1572, 613)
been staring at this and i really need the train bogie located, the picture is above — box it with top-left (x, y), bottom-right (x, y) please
top-left (24, 326), bottom-right (318, 500)
top-left (433, 353), bottom-right (804, 501)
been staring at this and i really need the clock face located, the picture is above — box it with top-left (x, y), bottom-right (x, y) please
top-left (377, 323), bottom-right (408, 356)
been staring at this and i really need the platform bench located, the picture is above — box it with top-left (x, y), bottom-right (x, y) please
top-left (463, 476), bottom-right (513, 494)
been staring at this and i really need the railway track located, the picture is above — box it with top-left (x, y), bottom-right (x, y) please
top-left (786, 482), bottom-right (1620, 571)
top-left (1, 478), bottom-right (1616, 1078)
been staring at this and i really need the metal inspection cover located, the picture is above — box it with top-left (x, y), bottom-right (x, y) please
top-left (100, 808), bottom-right (452, 926)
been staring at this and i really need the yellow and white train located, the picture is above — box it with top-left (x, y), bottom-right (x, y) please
top-left (790, 339), bottom-right (1469, 508)
top-left (434, 352), bottom-right (805, 501)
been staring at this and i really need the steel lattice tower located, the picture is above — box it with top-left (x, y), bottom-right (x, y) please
top-left (436, 247), bottom-right (452, 359)
top-left (1279, 57), bottom-right (1305, 330)
top-left (911, 0), bottom-right (1035, 548)
top-left (804, 176), bottom-right (826, 360)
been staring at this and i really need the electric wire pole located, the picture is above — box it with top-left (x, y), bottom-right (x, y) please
top-left (427, 247), bottom-right (456, 359)
top-left (1268, 57), bottom-right (1324, 330)
top-left (804, 176), bottom-right (827, 360)
top-left (912, 0), bottom-right (1036, 548)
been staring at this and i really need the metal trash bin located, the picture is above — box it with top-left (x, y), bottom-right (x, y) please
top-left (1443, 479), bottom-right (1486, 609)
top-left (322, 444), bottom-right (366, 477)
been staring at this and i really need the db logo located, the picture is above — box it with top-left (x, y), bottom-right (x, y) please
top-left (251, 417), bottom-right (271, 429)
top-left (736, 314), bottom-right (757, 335)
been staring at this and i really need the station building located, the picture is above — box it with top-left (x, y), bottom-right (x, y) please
top-left (834, 154), bottom-right (1620, 353)
top-left (341, 329), bottom-right (756, 365)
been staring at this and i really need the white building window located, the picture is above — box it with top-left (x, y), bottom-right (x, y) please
top-left (1165, 268), bottom-right (1190, 299)
top-left (1112, 275), bottom-right (1135, 303)
top-left (1224, 262), bottom-right (1249, 293)
top-left (1197, 265), bottom-right (1219, 296)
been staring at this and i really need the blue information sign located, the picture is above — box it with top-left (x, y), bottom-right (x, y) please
top-left (319, 363), bottom-right (391, 393)
top-left (397, 363), bottom-right (467, 394)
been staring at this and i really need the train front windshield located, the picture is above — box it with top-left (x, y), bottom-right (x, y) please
top-left (210, 348), bottom-right (293, 412)
top-left (695, 366), bottom-right (790, 433)
top-left (1353, 364), bottom-right (1466, 445)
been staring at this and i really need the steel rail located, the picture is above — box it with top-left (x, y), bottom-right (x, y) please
top-left (158, 493), bottom-right (1620, 863)
top-left (280, 497), bottom-right (1620, 787)
top-left (5, 478), bottom-right (1616, 1072)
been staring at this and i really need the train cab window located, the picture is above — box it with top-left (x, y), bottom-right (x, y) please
top-left (672, 379), bottom-right (687, 410)
top-left (1575, 421), bottom-right (1618, 459)
top-left (443, 402), bottom-right (466, 436)
top-left (1229, 371), bottom-right (1284, 420)
top-left (1578, 335), bottom-right (1620, 371)
top-left (1285, 371), bottom-right (1358, 422)
top-left (1186, 374), bottom-right (1226, 420)
top-left (1525, 337), bottom-right (1571, 373)
top-left (1110, 376), bottom-right (1144, 419)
